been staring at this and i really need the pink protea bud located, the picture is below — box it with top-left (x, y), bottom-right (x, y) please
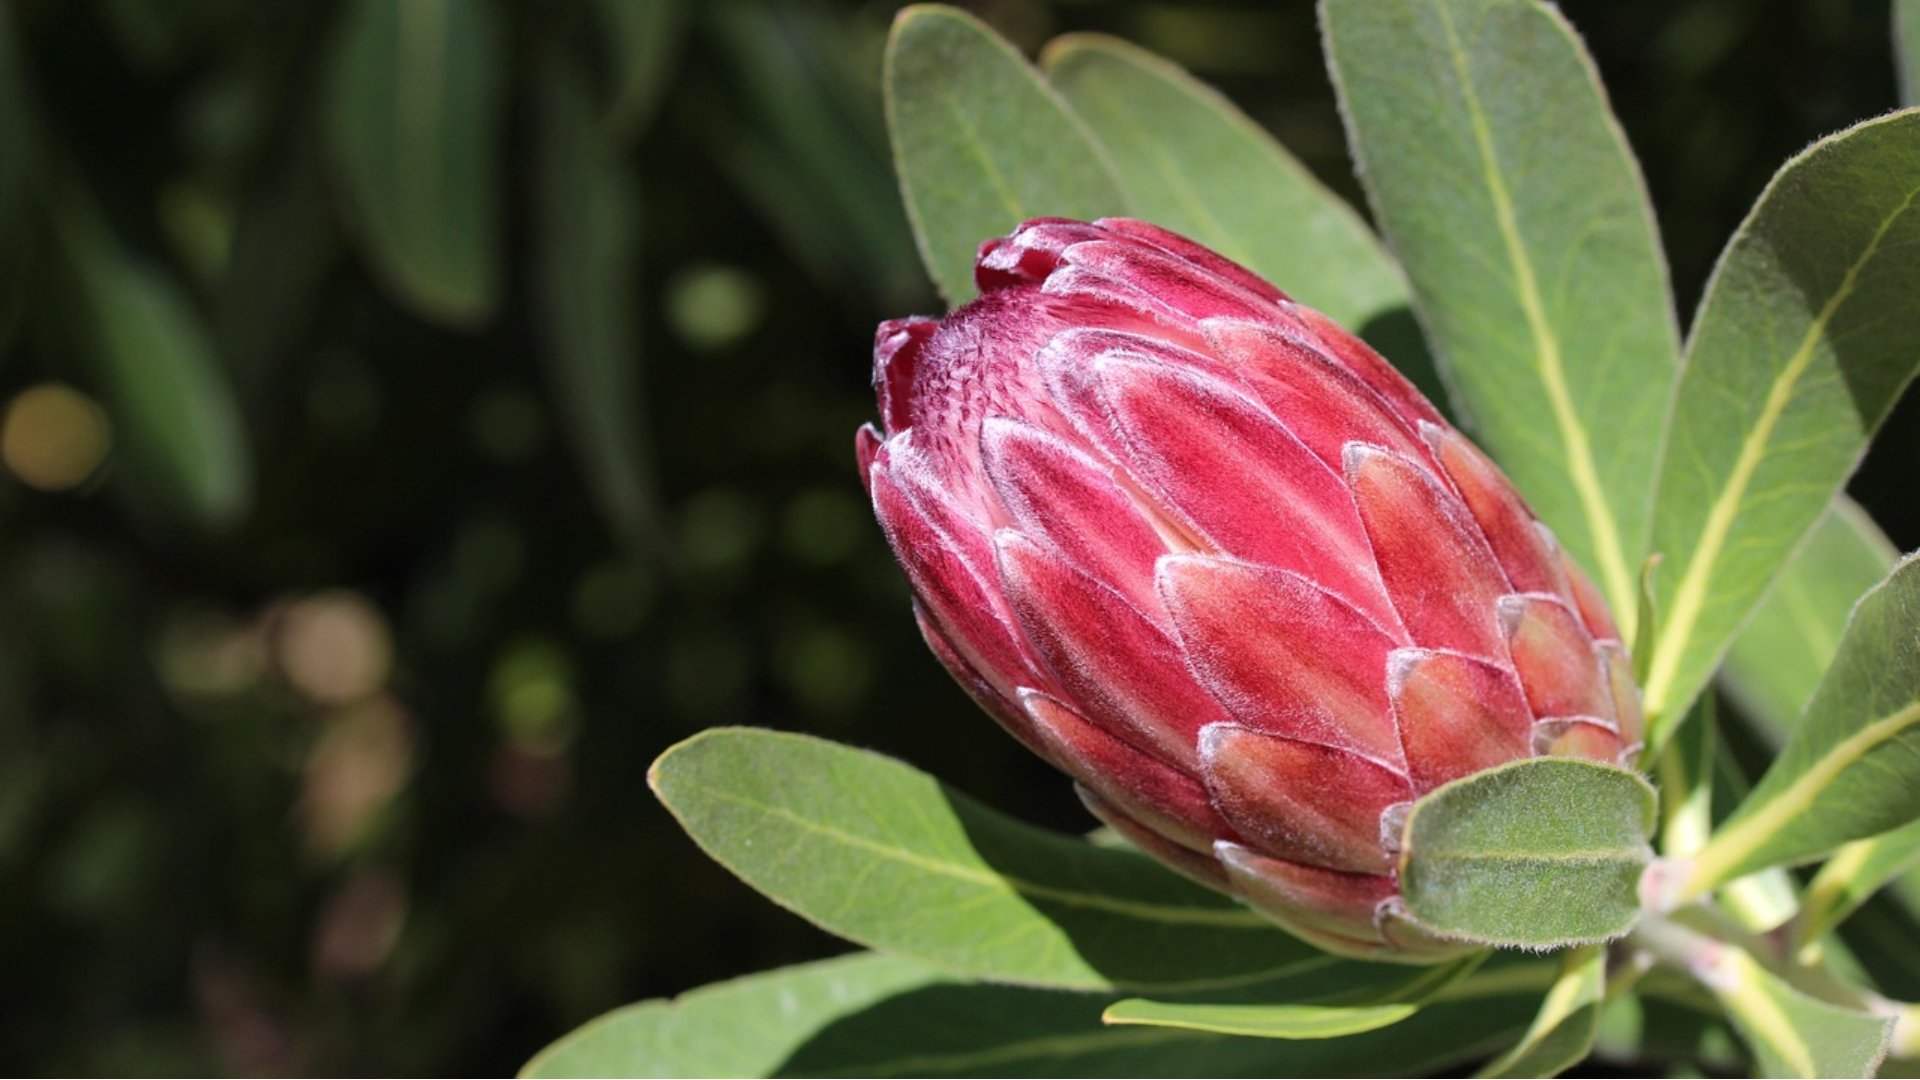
top-left (858, 218), bottom-right (1642, 961)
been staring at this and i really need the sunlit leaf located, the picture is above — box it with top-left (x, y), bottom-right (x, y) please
top-left (1639, 110), bottom-right (1920, 746)
top-left (1323, 0), bottom-right (1681, 633)
top-left (325, 0), bottom-right (503, 323)
top-left (650, 728), bottom-right (1323, 991)
top-left (886, 4), bottom-right (1128, 305)
top-left (1719, 499), bottom-right (1898, 745)
top-left (1684, 555), bottom-right (1920, 895)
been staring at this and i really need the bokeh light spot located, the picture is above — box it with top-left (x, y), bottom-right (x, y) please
top-left (665, 263), bottom-right (765, 350)
top-left (275, 590), bottom-right (393, 706)
top-left (1, 383), bottom-right (112, 492)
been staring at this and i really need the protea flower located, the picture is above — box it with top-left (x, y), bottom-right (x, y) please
top-left (857, 218), bottom-right (1643, 961)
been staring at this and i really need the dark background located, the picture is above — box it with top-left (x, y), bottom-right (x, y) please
top-left (0, 0), bottom-right (1912, 1073)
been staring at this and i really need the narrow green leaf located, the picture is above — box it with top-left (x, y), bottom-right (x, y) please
top-left (1709, 945), bottom-right (1891, 1078)
top-left (532, 56), bottom-right (666, 556)
top-left (1720, 499), bottom-right (1898, 746)
top-left (1322, 0), bottom-right (1681, 632)
top-left (1103, 999), bottom-right (1418, 1041)
top-left (1639, 110), bottom-right (1920, 745)
top-left (1899, 0), bottom-right (1919, 107)
top-left (1103, 954), bottom-right (1484, 1041)
top-left (58, 213), bottom-right (252, 529)
top-left (1683, 555), bottom-right (1920, 897)
top-left (1038, 33), bottom-right (1442, 404)
top-left (526, 950), bottom-right (1548, 1078)
top-left (592, 0), bottom-right (685, 141)
top-left (1797, 820), bottom-right (1920, 949)
top-left (885, 4), bottom-right (1128, 305)
top-left (650, 728), bottom-right (1322, 991)
top-left (1397, 758), bottom-right (1657, 948)
top-left (1477, 944), bottom-right (1605, 1078)
top-left (325, 0), bottom-right (502, 323)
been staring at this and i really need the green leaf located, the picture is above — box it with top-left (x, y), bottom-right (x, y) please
top-left (650, 728), bottom-right (1322, 991)
top-left (885, 4), bottom-right (1128, 305)
top-left (526, 950), bottom-right (1549, 1078)
top-left (591, 0), bottom-right (685, 141)
top-left (1037, 33), bottom-right (1442, 405)
top-left (325, 0), bottom-right (502, 323)
top-left (1322, 0), bottom-right (1681, 633)
top-left (1397, 758), bottom-right (1657, 948)
top-left (58, 213), bottom-right (252, 530)
top-left (1797, 820), bottom-right (1920, 949)
top-left (1720, 499), bottom-right (1898, 746)
top-left (1708, 945), bottom-right (1891, 1078)
top-left (1102, 954), bottom-right (1484, 1041)
top-left (1899, 0), bottom-right (1919, 107)
top-left (1638, 110), bottom-right (1920, 745)
top-left (532, 55), bottom-right (667, 556)
top-left (522, 953), bottom-right (942, 1078)
top-left (1682, 555), bottom-right (1920, 897)
top-left (1104, 999), bottom-right (1418, 1041)
top-left (1476, 944), bottom-right (1604, 1078)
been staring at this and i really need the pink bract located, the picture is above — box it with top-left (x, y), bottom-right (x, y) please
top-left (858, 217), bottom-right (1642, 961)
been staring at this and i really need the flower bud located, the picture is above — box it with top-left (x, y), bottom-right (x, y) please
top-left (858, 218), bottom-right (1641, 960)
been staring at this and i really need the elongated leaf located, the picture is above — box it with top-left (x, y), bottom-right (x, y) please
top-left (58, 210), bottom-right (252, 529)
top-left (886, 5), bottom-right (1128, 305)
top-left (1684, 555), bottom-right (1920, 895)
top-left (1900, 0), bottom-right (1919, 107)
top-left (1797, 820), bottom-right (1920, 948)
top-left (533, 56), bottom-right (666, 556)
top-left (1323, 0), bottom-right (1681, 632)
top-left (1397, 758), bottom-right (1657, 947)
top-left (1103, 955), bottom-right (1483, 1041)
top-left (1720, 500), bottom-right (1898, 745)
top-left (1477, 944), bottom-right (1604, 1078)
top-left (1037, 33), bottom-right (1442, 403)
top-left (526, 950), bottom-right (1546, 1079)
top-left (1104, 999), bottom-right (1417, 1041)
top-left (1639, 110), bottom-right (1920, 744)
top-left (325, 0), bottom-right (502, 323)
top-left (650, 728), bottom-right (1321, 991)
top-left (1709, 946), bottom-right (1890, 1078)
top-left (592, 0), bottom-right (685, 141)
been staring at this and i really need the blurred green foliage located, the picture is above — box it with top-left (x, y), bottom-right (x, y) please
top-left (0, 0), bottom-right (1912, 1073)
